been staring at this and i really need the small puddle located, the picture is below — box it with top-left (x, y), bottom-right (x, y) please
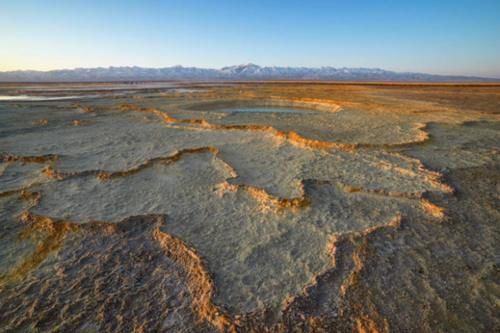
top-left (221, 107), bottom-right (312, 113)
top-left (0, 95), bottom-right (97, 101)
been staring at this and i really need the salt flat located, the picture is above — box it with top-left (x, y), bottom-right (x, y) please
top-left (0, 82), bottom-right (499, 332)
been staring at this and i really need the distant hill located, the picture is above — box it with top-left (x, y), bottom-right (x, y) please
top-left (0, 64), bottom-right (497, 82)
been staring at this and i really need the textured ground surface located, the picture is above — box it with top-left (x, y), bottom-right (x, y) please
top-left (0, 82), bottom-right (499, 332)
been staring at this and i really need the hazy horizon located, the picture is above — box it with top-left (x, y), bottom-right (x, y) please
top-left (1, 64), bottom-right (499, 81)
top-left (1, 1), bottom-right (500, 78)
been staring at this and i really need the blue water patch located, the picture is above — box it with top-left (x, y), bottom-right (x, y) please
top-left (221, 107), bottom-right (311, 113)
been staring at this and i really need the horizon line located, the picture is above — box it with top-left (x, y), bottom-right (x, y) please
top-left (1, 64), bottom-right (499, 82)
top-left (1, 64), bottom-right (498, 79)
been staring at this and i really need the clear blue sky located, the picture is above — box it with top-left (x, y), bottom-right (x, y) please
top-left (1, 0), bottom-right (499, 77)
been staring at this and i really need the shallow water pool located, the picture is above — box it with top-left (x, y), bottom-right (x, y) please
top-left (221, 106), bottom-right (312, 113)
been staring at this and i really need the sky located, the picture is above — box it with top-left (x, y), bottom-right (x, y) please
top-left (1, 0), bottom-right (500, 77)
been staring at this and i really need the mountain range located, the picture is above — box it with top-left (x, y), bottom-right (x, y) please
top-left (0, 64), bottom-right (497, 82)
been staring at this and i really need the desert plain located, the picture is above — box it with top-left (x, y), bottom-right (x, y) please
top-left (0, 82), bottom-right (499, 332)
